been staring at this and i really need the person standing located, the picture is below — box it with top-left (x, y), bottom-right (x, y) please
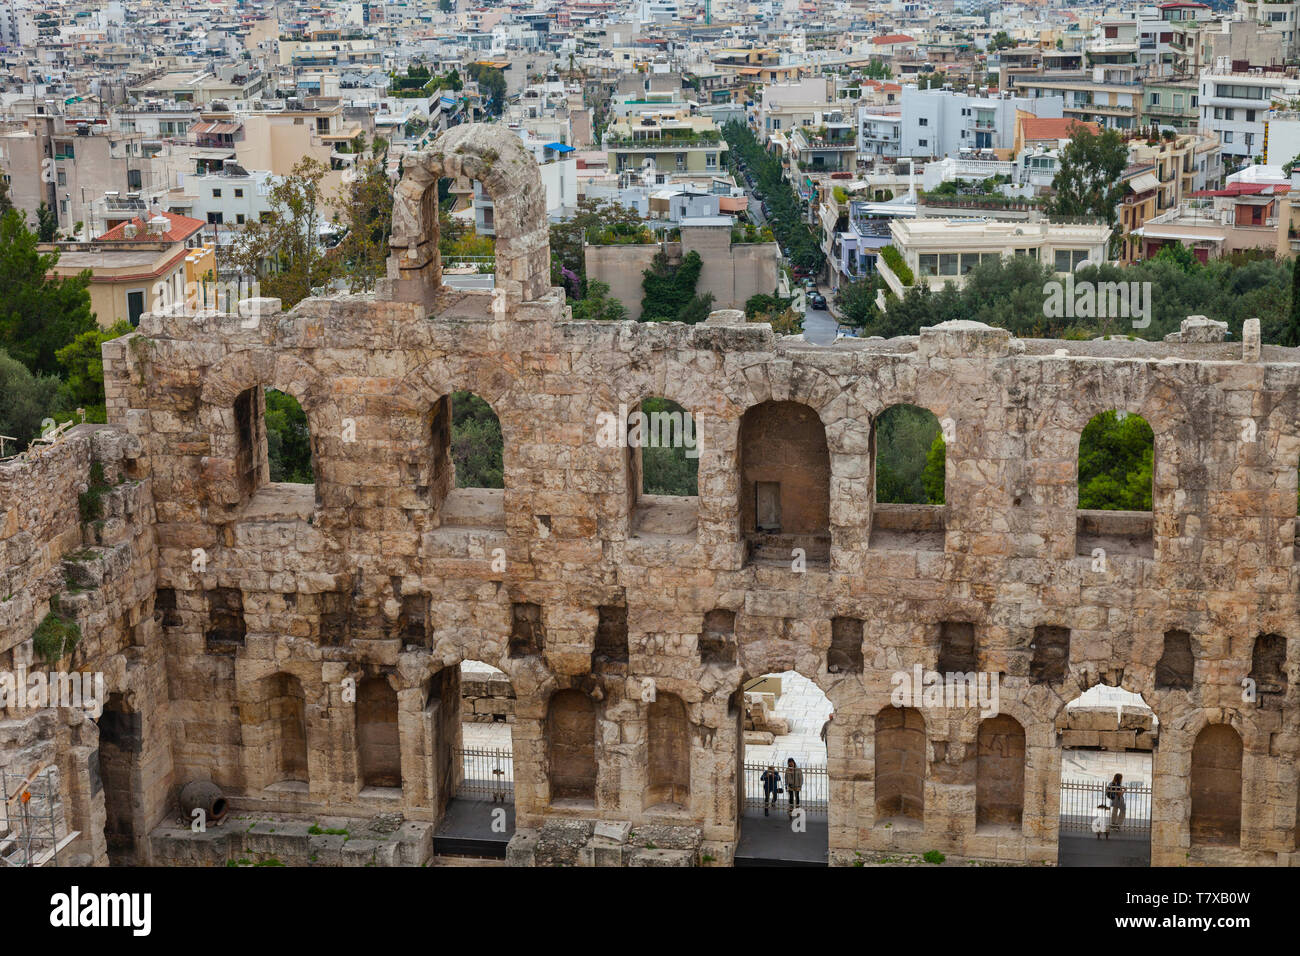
top-left (760, 764), bottom-right (781, 817)
top-left (820, 712), bottom-right (834, 748)
top-left (1106, 773), bottom-right (1126, 830)
top-left (785, 758), bottom-right (803, 816)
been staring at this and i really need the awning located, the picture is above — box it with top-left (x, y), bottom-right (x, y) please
top-left (544, 142), bottom-right (574, 153)
top-left (1126, 172), bottom-right (1159, 193)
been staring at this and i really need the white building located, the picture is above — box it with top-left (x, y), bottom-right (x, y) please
top-left (899, 87), bottom-right (1064, 159)
top-left (1198, 62), bottom-right (1300, 163)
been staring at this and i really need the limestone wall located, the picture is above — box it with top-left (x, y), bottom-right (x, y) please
top-left (0, 426), bottom-right (170, 865)
top-left (90, 286), bottom-right (1300, 866)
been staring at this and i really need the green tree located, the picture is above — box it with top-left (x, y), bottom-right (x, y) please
top-left (1284, 257), bottom-right (1300, 348)
top-left (875, 404), bottom-right (942, 504)
top-left (35, 201), bottom-right (58, 241)
top-left (1077, 411), bottom-right (1153, 510)
top-left (571, 280), bottom-right (628, 321)
top-left (465, 63), bottom-right (507, 116)
top-left (1045, 125), bottom-right (1128, 229)
top-left (51, 320), bottom-right (133, 423)
top-left (333, 157), bottom-right (393, 292)
top-left (439, 0), bottom-right (453, 11)
top-left (550, 197), bottom-right (644, 288)
top-left (834, 275), bottom-right (880, 328)
top-left (640, 397), bottom-right (698, 496)
top-left (0, 348), bottom-right (62, 453)
top-left (265, 389), bottom-right (314, 483)
top-left (451, 391), bottom-right (504, 488)
top-left (0, 209), bottom-right (97, 376)
top-left (222, 158), bottom-right (337, 308)
top-left (922, 433), bottom-right (946, 504)
top-left (641, 250), bottom-right (705, 322)
top-left (0, 177), bottom-right (12, 216)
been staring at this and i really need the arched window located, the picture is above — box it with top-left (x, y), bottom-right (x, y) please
top-left (431, 390), bottom-right (504, 530)
top-left (1190, 724), bottom-right (1242, 847)
top-left (229, 384), bottom-right (319, 516)
top-left (627, 397), bottom-right (699, 539)
top-left (871, 403), bottom-right (944, 550)
top-left (1076, 411), bottom-right (1154, 558)
top-left (738, 400), bottom-right (830, 565)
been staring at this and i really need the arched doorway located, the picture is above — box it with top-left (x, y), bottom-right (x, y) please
top-left (734, 671), bottom-right (832, 865)
top-left (1057, 684), bottom-right (1155, 866)
top-left (434, 660), bottom-right (517, 858)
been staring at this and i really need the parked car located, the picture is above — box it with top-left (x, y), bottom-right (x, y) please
top-left (809, 292), bottom-right (827, 310)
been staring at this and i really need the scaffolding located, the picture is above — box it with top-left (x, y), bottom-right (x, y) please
top-left (0, 763), bottom-right (77, 867)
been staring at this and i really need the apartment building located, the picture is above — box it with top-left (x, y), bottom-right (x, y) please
top-left (1198, 64), bottom-right (1300, 164)
top-left (900, 87), bottom-right (1064, 159)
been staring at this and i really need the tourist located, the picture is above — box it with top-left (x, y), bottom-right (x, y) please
top-left (761, 764), bottom-right (781, 816)
top-left (785, 758), bottom-right (802, 816)
top-left (820, 712), bottom-right (833, 747)
top-left (1091, 802), bottom-right (1111, 840)
top-left (1107, 774), bottom-right (1127, 830)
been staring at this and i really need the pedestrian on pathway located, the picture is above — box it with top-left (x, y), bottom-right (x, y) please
top-left (1106, 773), bottom-right (1127, 830)
top-left (785, 758), bottom-right (803, 816)
top-left (761, 764), bottom-right (781, 816)
top-left (820, 712), bottom-right (833, 748)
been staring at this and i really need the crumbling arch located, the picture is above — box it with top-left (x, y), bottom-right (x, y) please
top-left (385, 123), bottom-right (551, 306)
top-left (627, 395), bottom-right (700, 538)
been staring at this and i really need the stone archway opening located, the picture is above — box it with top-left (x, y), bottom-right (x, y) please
top-left (738, 400), bottom-right (831, 568)
top-left (259, 672), bottom-right (309, 792)
top-left (547, 688), bottom-right (598, 808)
top-left (1056, 684), bottom-right (1156, 866)
top-left (734, 671), bottom-right (832, 866)
top-left (431, 660), bottom-right (517, 858)
top-left (229, 384), bottom-right (320, 520)
top-left (431, 391), bottom-right (505, 531)
top-left (1076, 410), bottom-right (1154, 558)
top-left (870, 403), bottom-right (945, 551)
top-left (96, 692), bottom-right (139, 865)
top-left (627, 396), bottom-right (699, 541)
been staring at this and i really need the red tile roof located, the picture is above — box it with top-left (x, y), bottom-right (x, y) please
top-left (98, 211), bottom-right (205, 243)
top-left (872, 34), bottom-right (916, 45)
top-left (1021, 117), bottom-right (1100, 141)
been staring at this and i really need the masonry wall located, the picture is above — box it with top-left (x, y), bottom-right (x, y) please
top-left (0, 426), bottom-right (170, 865)
top-left (85, 285), bottom-right (1300, 867)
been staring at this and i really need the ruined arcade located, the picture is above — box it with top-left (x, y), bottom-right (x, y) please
top-left (1, 124), bottom-right (1298, 868)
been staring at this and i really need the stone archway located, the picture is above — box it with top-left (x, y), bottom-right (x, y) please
top-left (382, 123), bottom-right (551, 307)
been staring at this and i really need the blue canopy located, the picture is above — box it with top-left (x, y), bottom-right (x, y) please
top-left (544, 142), bottom-right (574, 153)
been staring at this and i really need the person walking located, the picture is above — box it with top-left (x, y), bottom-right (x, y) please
top-left (820, 712), bottom-right (833, 748)
top-left (785, 758), bottom-right (803, 816)
top-left (760, 764), bottom-right (781, 817)
top-left (1106, 773), bottom-right (1127, 830)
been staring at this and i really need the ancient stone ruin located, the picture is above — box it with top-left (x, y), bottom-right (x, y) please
top-left (1, 123), bottom-right (1298, 866)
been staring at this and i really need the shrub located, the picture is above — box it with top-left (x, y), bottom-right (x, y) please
top-left (879, 245), bottom-right (914, 286)
top-left (33, 602), bottom-right (81, 663)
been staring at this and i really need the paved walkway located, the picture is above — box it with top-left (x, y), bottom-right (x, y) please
top-left (744, 671), bottom-right (833, 767)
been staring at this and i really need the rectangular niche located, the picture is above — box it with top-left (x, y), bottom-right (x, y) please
top-left (205, 588), bottom-right (245, 653)
top-left (509, 602), bottom-right (545, 658)
top-left (829, 617), bottom-right (865, 674)
top-left (1029, 626), bottom-right (1070, 684)
top-left (594, 604), bottom-right (629, 664)
top-left (937, 621), bottom-right (977, 673)
top-left (699, 609), bottom-right (737, 665)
